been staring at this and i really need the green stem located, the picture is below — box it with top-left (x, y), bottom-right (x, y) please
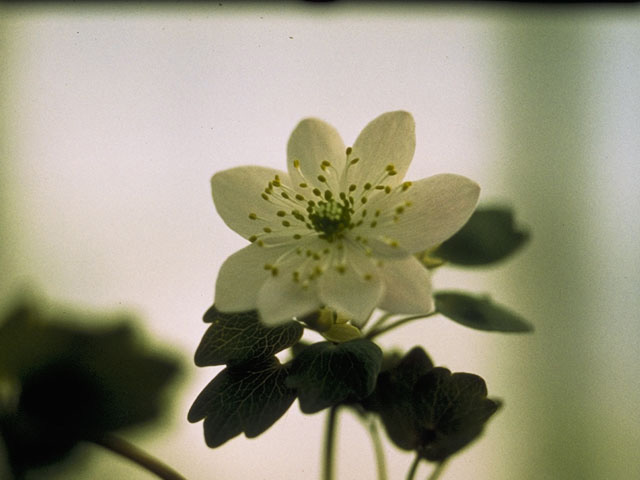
top-left (92, 434), bottom-right (187, 480)
top-left (367, 417), bottom-right (388, 480)
top-left (427, 461), bottom-right (447, 480)
top-left (365, 312), bottom-right (393, 335)
top-left (406, 453), bottom-right (421, 480)
top-left (323, 406), bottom-right (339, 480)
top-left (366, 312), bottom-right (438, 340)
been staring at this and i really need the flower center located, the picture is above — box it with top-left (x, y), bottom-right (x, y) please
top-left (308, 199), bottom-right (351, 239)
top-left (246, 147), bottom-right (413, 257)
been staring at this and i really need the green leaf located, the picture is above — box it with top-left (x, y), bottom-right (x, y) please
top-left (434, 206), bottom-right (529, 266)
top-left (361, 348), bottom-right (501, 461)
top-left (435, 291), bottom-right (534, 333)
top-left (413, 367), bottom-right (501, 462)
top-left (187, 357), bottom-right (296, 448)
top-left (195, 306), bottom-right (303, 367)
top-left (286, 339), bottom-right (383, 414)
top-left (361, 347), bottom-right (435, 450)
top-left (0, 297), bottom-right (181, 476)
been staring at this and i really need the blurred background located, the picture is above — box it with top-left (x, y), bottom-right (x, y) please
top-left (1, 3), bottom-right (639, 479)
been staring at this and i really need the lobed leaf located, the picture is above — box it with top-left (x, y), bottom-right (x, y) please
top-left (435, 291), bottom-right (534, 333)
top-left (286, 339), bottom-right (383, 414)
top-left (361, 347), bottom-right (501, 462)
top-left (413, 367), bottom-right (501, 461)
top-left (188, 357), bottom-right (296, 448)
top-left (361, 347), bottom-right (434, 450)
top-left (0, 298), bottom-right (180, 475)
top-left (195, 306), bottom-right (303, 367)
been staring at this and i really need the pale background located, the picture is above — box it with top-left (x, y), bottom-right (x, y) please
top-left (1, 3), bottom-right (639, 480)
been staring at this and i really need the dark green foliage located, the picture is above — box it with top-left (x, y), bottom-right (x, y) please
top-left (286, 339), bottom-right (383, 414)
top-left (190, 307), bottom-right (304, 447)
top-left (435, 206), bottom-right (529, 266)
top-left (435, 291), bottom-right (533, 333)
top-left (361, 347), bottom-right (434, 450)
top-left (0, 298), bottom-right (181, 476)
top-left (413, 368), bottom-right (501, 461)
top-left (188, 358), bottom-right (296, 448)
top-left (192, 310), bottom-right (383, 446)
top-left (363, 347), bottom-right (500, 462)
top-left (196, 307), bottom-right (303, 367)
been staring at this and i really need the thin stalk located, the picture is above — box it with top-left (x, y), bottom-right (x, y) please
top-left (406, 453), bottom-right (421, 480)
top-left (92, 434), bottom-right (187, 480)
top-left (427, 461), bottom-right (447, 480)
top-left (367, 417), bottom-right (388, 480)
top-left (322, 406), bottom-right (339, 480)
top-left (364, 312), bottom-right (393, 335)
top-left (366, 312), bottom-right (438, 340)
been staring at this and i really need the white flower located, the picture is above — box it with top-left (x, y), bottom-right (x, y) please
top-left (211, 111), bottom-right (480, 326)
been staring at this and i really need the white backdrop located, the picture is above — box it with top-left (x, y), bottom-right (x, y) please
top-left (1, 4), bottom-right (639, 480)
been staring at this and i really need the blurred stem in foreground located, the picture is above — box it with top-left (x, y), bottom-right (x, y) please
top-left (92, 434), bottom-right (187, 480)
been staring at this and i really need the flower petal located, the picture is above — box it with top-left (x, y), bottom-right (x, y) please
top-left (378, 256), bottom-right (434, 314)
top-left (378, 174), bottom-right (480, 253)
top-left (211, 166), bottom-right (289, 239)
top-left (257, 267), bottom-right (321, 327)
top-left (214, 243), bottom-right (293, 312)
top-left (318, 247), bottom-right (384, 326)
top-left (287, 118), bottom-right (347, 193)
top-left (364, 236), bottom-right (411, 259)
top-left (350, 111), bottom-right (415, 187)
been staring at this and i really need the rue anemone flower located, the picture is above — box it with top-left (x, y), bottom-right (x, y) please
top-left (211, 111), bottom-right (479, 326)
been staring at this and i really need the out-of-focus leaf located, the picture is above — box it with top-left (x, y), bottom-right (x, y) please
top-left (435, 291), bottom-right (533, 333)
top-left (0, 298), bottom-right (181, 476)
top-left (286, 339), bottom-right (382, 414)
top-left (433, 206), bottom-right (529, 266)
top-left (413, 367), bottom-right (501, 461)
top-left (187, 357), bottom-right (296, 448)
top-left (195, 306), bottom-right (303, 367)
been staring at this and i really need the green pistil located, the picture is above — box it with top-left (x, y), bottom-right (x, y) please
top-left (309, 199), bottom-right (352, 240)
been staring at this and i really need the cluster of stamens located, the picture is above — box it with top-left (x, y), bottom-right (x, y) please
top-left (246, 147), bottom-right (413, 288)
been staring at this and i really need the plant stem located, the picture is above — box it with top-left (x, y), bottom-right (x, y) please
top-left (367, 417), bottom-right (388, 480)
top-left (92, 434), bottom-right (187, 480)
top-left (364, 312), bottom-right (393, 335)
top-left (427, 461), bottom-right (447, 480)
top-left (406, 453), bottom-right (421, 480)
top-left (366, 312), bottom-right (438, 340)
top-left (323, 406), bottom-right (339, 480)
